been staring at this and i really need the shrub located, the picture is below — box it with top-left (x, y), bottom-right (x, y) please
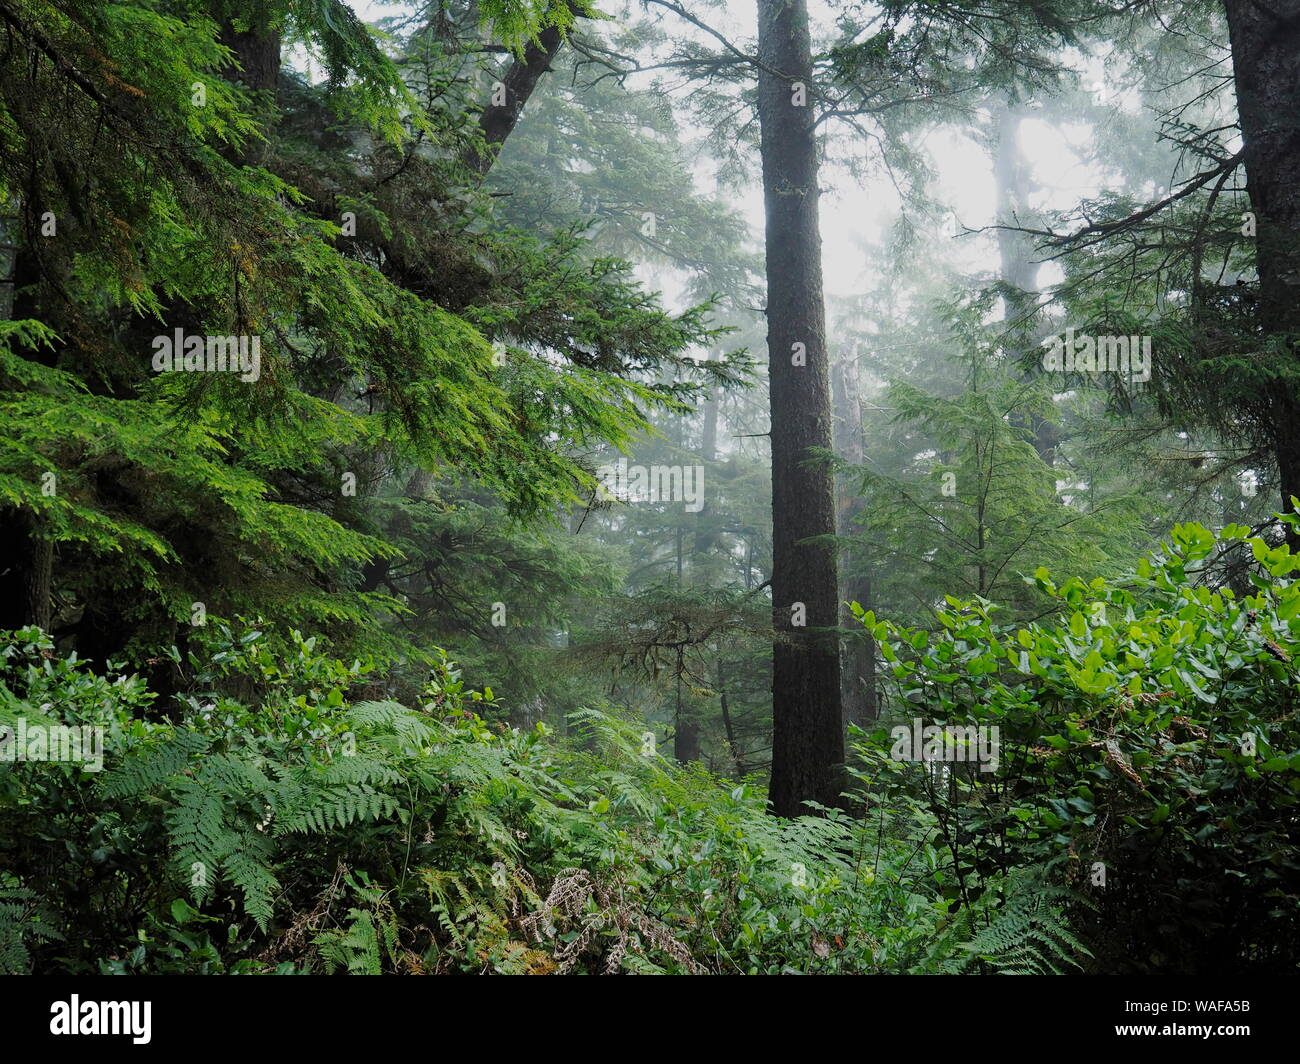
top-left (854, 521), bottom-right (1300, 973)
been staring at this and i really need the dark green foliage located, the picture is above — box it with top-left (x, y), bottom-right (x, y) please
top-left (0, 0), bottom-right (746, 674)
top-left (854, 518), bottom-right (1300, 973)
top-left (0, 624), bottom-right (1075, 974)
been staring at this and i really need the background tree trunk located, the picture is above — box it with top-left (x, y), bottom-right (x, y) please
top-left (218, 20), bottom-right (282, 166)
top-left (994, 102), bottom-right (1057, 464)
top-left (0, 245), bottom-right (57, 631)
top-left (833, 346), bottom-right (876, 728)
top-left (471, 30), bottom-right (564, 175)
top-left (468, 3), bottom-right (585, 175)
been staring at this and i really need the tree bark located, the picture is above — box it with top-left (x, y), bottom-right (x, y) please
top-left (1223, 0), bottom-right (1300, 547)
top-left (718, 659), bottom-right (747, 774)
top-left (757, 0), bottom-right (844, 816)
top-left (0, 508), bottom-right (49, 631)
top-left (701, 367), bottom-right (719, 462)
top-left (673, 648), bottom-right (701, 761)
top-left (994, 105), bottom-right (1039, 317)
top-left (0, 245), bottom-right (57, 631)
top-left (217, 21), bottom-right (282, 165)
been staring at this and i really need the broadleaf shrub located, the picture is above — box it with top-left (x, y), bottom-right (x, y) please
top-left (853, 521), bottom-right (1300, 973)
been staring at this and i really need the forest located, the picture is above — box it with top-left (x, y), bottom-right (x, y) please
top-left (0, 0), bottom-right (1297, 981)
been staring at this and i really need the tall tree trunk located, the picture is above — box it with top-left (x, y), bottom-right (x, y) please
top-left (833, 346), bottom-right (876, 728)
top-left (757, 0), bottom-right (844, 816)
top-left (673, 648), bottom-right (701, 761)
top-left (0, 509), bottom-right (50, 631)
top-left (1223, 0), bottom-right (1300, 547)
top-left (694, 382), bottom-right (719, 559)
top-left (218, 21), bottom-right (282, 166)
top-left (994, 103), bottom-right (1057, 464)
top-left (994, 105), bottom-right (1039, 318)
top-left (718, 659), bottom-right (747, 774)
top-left (701, 367), bottom-right (719, 462)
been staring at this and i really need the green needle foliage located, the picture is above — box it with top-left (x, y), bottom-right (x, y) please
top-left (1, 0), bottom-right (1296, 979)
top-left (0, 0), bottom-right (736, 668)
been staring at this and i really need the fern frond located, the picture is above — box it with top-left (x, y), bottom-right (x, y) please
top-left (99, 728), bottom-right (210, 799)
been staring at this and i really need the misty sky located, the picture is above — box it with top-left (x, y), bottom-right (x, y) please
top-left (336, 1), bottom-right (1132, 304)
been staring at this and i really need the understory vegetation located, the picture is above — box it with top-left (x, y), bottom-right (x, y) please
top-left (3, 522), bottom-right (1296, 974)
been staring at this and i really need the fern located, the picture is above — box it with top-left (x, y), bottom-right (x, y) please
top-left (926, 868), bottom-right (1093, 975)
top-left (165, 776), bottom-right (235, 907)
top-left (99, 729), bottom-right (211, 799)
top-left (277, 783), bottom-right (401, 834)
top-left (316, 752), bottom-right (403, 788)
top-left (0, 884), bottom-right (63, 974)
top-left (221, 837), bottom-right (281, 932)
top-left (314, 884), bottom-right (400, 975)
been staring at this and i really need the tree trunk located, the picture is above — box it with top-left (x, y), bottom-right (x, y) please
top-left (701, 368), bottom-right (719, 462)
top-left (757, 0), bottom-right (844, 816)
top-left (718, 659), bottom-right (747, 775)
top-left (673, 649), bottom-right (701, 761)
top-left (674, 716), bottom-right (702, 762)
top-left (833, 346), bottom-right (876, 728)
top-left (217, 21), bottom-right (282, 165)
top-left (0, 245), bottom-right (57, 632)
top-left (994, 105), bottom-right (1039, 318)
top-left (1223, 0), bottom-right (1300, 547)
top-left (468, 4), bottom-right (584, 175)
top-left (0, 509), bottom-right (49, 631)
top-left (994, 103), bottom-right (1058, 464)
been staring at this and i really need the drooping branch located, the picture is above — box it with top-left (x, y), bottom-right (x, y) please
top-left (968, 150), bottom-right (1246, 258)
